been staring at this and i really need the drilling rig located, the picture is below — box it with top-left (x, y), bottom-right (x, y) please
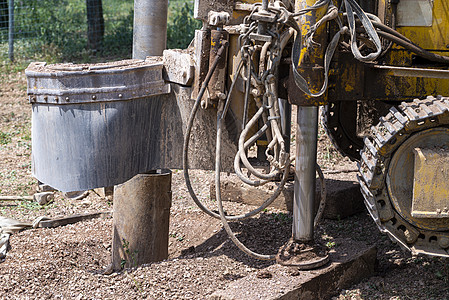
top-left (26, 0), bottom-right (449, 267)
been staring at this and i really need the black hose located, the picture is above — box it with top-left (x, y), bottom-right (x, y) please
top-left (377, 30), bottom-right (449, 64)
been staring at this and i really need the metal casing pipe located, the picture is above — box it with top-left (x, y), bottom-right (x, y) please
top-left (133, 0), bottom-right (168, 59)
top-left (293, 106), bottom-right (318, 242)
top-left (8, 0), bottom-right (14, 61)
top-left (112, 170), bottom-right (172, 269)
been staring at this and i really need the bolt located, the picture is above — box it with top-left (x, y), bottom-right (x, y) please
top-left (118, 94), bottom-right (123, 98)
top-left (65, 97), bottom-right (70, 102)
top-left (92, 95), bottom-right (97, 100)
top-left (404, 230), bottom-right (417, 244)
top-left (439, 237), bottom-right (449, 248)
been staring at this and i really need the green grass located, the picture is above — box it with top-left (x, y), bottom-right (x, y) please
top-left (1, 0), bottom-right (198, 68)
top-left (0, 131), bottom-right (12, 145)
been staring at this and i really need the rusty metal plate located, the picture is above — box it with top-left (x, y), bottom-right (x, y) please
top-left (163, 49), bottom-right (195, 86)
top-left (412, 147), bottom-right (449, 218)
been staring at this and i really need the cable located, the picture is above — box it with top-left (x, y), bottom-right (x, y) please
top-left (377, 30), bottom-right (449, 64)
top-left (314, 163), bottom-right (326, 229)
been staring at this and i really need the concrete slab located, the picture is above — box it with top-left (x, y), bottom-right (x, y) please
top-left (211, 171), bottom-right (365, 219)
top-left (210, 238), bottom-right (377, 300)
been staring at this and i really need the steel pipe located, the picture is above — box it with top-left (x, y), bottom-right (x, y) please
top-left (293, 106), bottom-right (318, 242)
top-left (133, 0), bottom-right (168, 59)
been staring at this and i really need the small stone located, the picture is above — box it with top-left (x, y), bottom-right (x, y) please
top-left (63, 191), bottom-right (89, 200)
top-left (288, 267), bottom-right (301, 276)
top-left (256, 270), bottom-right (273, 279)
top-left (33, 192), bottom-right (54, 206)
top-left (37, 184), bottom-right (57, 193)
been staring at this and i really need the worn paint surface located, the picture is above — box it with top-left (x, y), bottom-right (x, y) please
top-left (330, 55), bottom-right (449, 102)
top-left (412, 147), bottom-right (449, 218)
top-left (387, 128), bottom-right (449, 231)
top-left (290, 0), bottom-right (328, 106)
top-left (395, 0), bottom-right (449, 51)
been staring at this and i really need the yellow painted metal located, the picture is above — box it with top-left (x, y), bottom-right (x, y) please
top-left (381, 72), bottom-right (449, 100)
top-left (380, 0), bottom-right (449, 66)
top-left (412, 147), bottom-right (449, 218)
top-left (232, 0), bottom-right (261, 25)
top-left (332, 0), bottom-right (449, 102)
top-left (395, 0), bottom-right (449, 51)
top-left (387, 128), bottom-right (449, 231)
top-left (293, 0), bottom-right (329, 105)
top-left (227, 0), bottom-right (260, 134)
top-left (295, 0), bottom-right (328, 65)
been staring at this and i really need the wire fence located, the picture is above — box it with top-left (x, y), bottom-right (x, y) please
top-left (0, 0), bottom-right (199, 63)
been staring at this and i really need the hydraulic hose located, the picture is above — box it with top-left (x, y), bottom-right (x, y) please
top-left (183, 42), bottom-right (290, 221)
top-left (377, 30), bottom-right (449, 64)
top-left (183, 0), bottom-right (331, 261)
top-left (216, 112), bottom-right (283, 260)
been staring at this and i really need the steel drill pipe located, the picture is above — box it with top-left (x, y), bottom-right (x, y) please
top-left (133, 0), bottom-right (168, 59)
top-left (293, 106), bottom-right (318, 242)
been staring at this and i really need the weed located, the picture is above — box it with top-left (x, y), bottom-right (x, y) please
top-left (0, 131), bottom-right (11, 145)
top-left (120, 259), bottom-right (126, 269)
top-left (125, 271), bottom-right (144, 295)
top-left (325, 241), bottom-right (336, 249)
top-left (169, 232), bottom-right (185, 242)
top-left (122, 238), bottom-right (139, 268)
top-left (270, 212), bottom-right (292, 224)
top-left (17, 200), bottom-right (41, 211)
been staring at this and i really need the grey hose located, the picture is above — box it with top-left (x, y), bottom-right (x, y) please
top-left (216, 113), bottom-right (284, 260)
top-left (183, 43), bottom-right (289, 221)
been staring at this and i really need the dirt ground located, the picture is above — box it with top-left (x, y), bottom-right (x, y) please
top-left (1, 70), bottom-right (449, 299)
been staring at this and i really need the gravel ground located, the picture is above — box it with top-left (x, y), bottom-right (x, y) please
top-left (1, 69), bottom-right (449, 299)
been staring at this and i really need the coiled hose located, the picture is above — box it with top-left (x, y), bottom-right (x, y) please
top-left (183, 42), bottom-right (291, 222)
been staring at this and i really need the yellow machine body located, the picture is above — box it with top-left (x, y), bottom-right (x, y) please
top-left (201, 0), bottom-right (449, 256)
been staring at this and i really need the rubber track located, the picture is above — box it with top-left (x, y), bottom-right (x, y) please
top-left (358, 96), bottom-right (449, 257)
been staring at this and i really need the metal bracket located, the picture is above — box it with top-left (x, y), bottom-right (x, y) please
top-left (194, 0), bottom-right (234, 22)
